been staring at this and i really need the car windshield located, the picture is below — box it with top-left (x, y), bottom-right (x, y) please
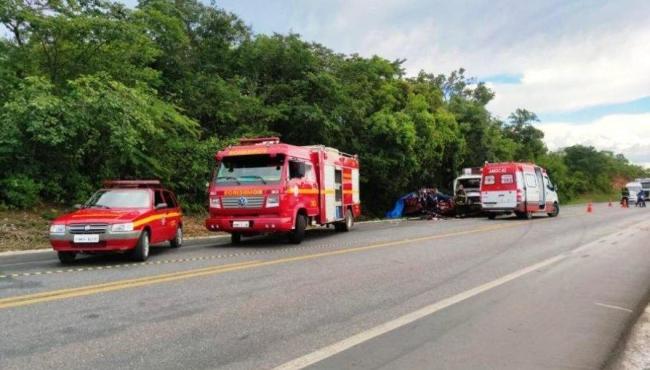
top-left (215, 154), bottom-right (284, 185)
top-left (458, 178), bottom-right (481, 189)
top-left (85, 189), bottom-right (151, 209)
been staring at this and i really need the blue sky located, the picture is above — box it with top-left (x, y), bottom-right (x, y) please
top-left (209, 0), bottom-right (650, 166)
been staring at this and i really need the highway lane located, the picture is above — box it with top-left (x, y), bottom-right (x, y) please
top-left (0, 204), bottom-right (648, 370)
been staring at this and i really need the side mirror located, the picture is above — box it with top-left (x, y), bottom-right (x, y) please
top-left (155, 203), bottom-right (168, 209)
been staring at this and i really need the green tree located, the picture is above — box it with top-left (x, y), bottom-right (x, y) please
top-left (504, 108), bottom-right (546, 162)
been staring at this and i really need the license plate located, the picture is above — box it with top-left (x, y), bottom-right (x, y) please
top-left (232, 221), bottom-right (250, 228)
top-left (73, 234), bottom-right (100, 243)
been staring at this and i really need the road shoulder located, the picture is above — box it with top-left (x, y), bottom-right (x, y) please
top-left (609, 303), bottom-right (650, 370)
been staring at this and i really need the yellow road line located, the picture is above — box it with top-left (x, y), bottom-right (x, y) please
top-left (0, 221), bottom-right (527, 310)
top-left (0, 260), bottom-right (261, 309)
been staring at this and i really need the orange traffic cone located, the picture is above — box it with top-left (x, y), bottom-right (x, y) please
top-left (587, 202), bottom-right (593, 213)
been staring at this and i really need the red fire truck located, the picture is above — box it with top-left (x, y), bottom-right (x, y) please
top-left (205, 137), bottom-right (361, 244)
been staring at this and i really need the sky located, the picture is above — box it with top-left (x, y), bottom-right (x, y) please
top-left (209, 0), bottom-right (650, 167)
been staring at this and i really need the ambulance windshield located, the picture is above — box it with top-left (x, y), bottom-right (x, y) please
top-left (215, 154), bottom-right (284, 186)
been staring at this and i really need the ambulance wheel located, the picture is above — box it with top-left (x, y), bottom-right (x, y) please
top-left (169, 226), bottom-right (183, 248)
top-left (132, 230), bottom-right (150, 262)
top-left (57, 251), bottom-right (76, 264)
top-left (516, 211), bottom-right (532, 220)
top-left (548, 202), bottom-right (559, 217)
top-left (487, 213), bottom-right (497, 220)
top-left (335, 209), bottom-right (354, 232)
top-left (231, 232), bottom-right (242, 245)
top-left (289, 214), bottom-right (307, 244)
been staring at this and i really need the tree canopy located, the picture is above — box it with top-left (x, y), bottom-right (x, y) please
top-left (1, 0), bottom-right (647, 213)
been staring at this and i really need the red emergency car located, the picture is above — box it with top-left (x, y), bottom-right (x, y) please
top-left (480, 162), bottom-right (560, 219)
top-left (49, 180), bottom-right (183, 264)
top-left (205, 137), bottom-right (361, 244)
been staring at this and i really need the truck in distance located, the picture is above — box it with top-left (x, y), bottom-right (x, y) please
top-left (205, 137), bottom-right (361, 244)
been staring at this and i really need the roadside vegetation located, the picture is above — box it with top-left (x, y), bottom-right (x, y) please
top-left (1, 0), bottom-right (648, 220)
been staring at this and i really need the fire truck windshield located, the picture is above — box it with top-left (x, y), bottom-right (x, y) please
top-left (215, 154), bottom-right (284, 186)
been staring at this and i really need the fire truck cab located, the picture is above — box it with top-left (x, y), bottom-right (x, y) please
top-left (205, 137), bottom-right (361, 244)
top-left (480, 162), bottom-right (559, 219)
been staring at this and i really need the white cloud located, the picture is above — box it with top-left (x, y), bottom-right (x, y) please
top-left (538, 113), bottom-right (650, 166)
top-left (487, 25), bottom-right (650, 118)
top-left (279, 0), bottom-right (650, 118)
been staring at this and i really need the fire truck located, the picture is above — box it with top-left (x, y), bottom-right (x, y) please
top-left (205, 138), bottom-right (361, 244)
top-left (480, 162), bottom-right (559, 219)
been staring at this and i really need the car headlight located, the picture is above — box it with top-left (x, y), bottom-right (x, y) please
top-left (111, 223), bottom-right (134, 232)
top-left (265, 194), bottom-right (280, 208)
top-left (210, 197), bottom-right (221, 208)
top-left (49, 224), bottom-right (66, 234)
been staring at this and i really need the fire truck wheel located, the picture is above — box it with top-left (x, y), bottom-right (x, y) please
top-left (547, 202), bottom-right (559, 217)
top-left (57, 251), bottom-right (76, 264)
top-left (231, 232), bottom-right (242, 245)
top-left (132, 230), bottom-right (150, 262)
top-left (335, 209), bottom-right (354, 232)
top-left (169, 226), bottom-right (183, 248)
top-left (487, 213), bottom-right (497, 220)
top-left (289, 214), bottom-right (307, 244)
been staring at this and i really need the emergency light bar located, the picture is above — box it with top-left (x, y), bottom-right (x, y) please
top-left (238, 137), bottom-right (281, 146)
top-left (103, 180), bottom-right (162, 188)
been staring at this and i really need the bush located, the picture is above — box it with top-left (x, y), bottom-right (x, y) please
top-left (0, 175), bottom-right (42, 208)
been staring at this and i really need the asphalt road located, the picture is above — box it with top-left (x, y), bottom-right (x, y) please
top-left (1, 204), bottom-right (649, 370)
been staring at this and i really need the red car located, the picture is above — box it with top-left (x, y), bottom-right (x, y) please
top-left (49, 180), bottom-right (183, 264)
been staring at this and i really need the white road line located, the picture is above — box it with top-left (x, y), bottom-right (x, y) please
top-left (273, 254), bottom-right (566, 370)
top-left (594, 302), bottom-right (633, 313)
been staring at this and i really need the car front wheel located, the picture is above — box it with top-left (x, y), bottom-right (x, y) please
top-left (132, 231), bottom-right (150, 262)
top-left (57, 251), bottom-right (76, 264)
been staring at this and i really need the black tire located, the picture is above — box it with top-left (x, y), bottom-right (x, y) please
top-left (57, 251), bottom-right (76, 264)
top-left (487, 213), bottom-right (497, 220)
top-left (169, 226), bottom-right (183, 248)
top-left (547, 202), bottom-right (559, 217)
top-left (335, 209), bottom-right (354, 232)
top-left (288, 214), bottom-right (307, 244)
top-left (132, 230), bottom-right (150, 262)
top-left (231, 232), bottom-right (241, 245)
top-left (516, 211), bottom-right (533, 220)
